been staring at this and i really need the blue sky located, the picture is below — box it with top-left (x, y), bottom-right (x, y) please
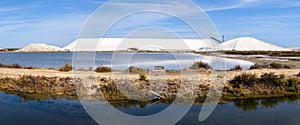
top-left (0, 0), bottom-right (299, 48)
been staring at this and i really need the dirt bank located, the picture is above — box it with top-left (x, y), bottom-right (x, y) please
top-left (0, 68), bottom-right (300, 101)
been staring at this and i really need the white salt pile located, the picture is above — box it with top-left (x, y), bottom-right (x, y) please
top-left (20, 44), bottom-right (63, 52)
top-left (288, 47), bottom-right (300, 51)
top-left (63, 38), bottom-right (218, 51)
top-left (221, 37), bottom-right (290, 51)
top-left (63, 37), bottom-right (290, 52)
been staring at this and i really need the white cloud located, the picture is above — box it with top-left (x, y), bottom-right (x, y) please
top-left (0, 13), bottom-right (89, 47)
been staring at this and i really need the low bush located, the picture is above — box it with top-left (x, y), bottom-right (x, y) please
top-left (230, 65), bottom-right (243, 71)
top-left (283, 65), bottom-right (292, 69)
top-left (250, 63), bottom-right (262, 70)
top-left (11, 64), bottom-right (22, 68)
top-left (127, 66), bottom-right (147, 73)
top-left (0, 63), bottom-right (22, 68)
top-left (0, 63), bottom-right (35, 69)
top-left (189, 61), bottom-right (212, 70)
top-left (287, 78), bottom-right (299, 87)
top-left (279, 74), bottom-right (288, 86)
top-left (139, 74), bottom-right (147, 81)
top-left (95, 66), bottom-right (112, 73)
top-left (59, 64), bottom-right (73, 72)
top-left (230, 73), bottom-right (259, 87)
top-left (260, 73), bottom-right (280, 86)
top-left (23, 66), bottom-right (34, 69)
top-left (229, 73), bottom-right (292, 87)
top-left (270, 63), bottom-right (283, 69)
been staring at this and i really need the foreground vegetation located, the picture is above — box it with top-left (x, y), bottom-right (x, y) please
top-left (224, 73), bottom-right (300, 97)
top-left (0, 75), bottom-right (76, 97)
top-left (250, 62), bottom-right (291, 70)
top-left (0, 70), bottom-right (299, 102)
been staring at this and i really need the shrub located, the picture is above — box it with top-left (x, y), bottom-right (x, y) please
top-left (59, 64), bottom-right (73, 72)
top-left (250, 63), bottom-right (262, 70)
top-left (0, 63), bottom-right (22, 68)
top-left (260, 73), bottom-right (280, 86)
top-left (0, 63), bottom-right (35, 69)
top-left (189, 61), bottom-right (212, 70)
top-left (95, 66), bottom-right (112, 73)
top-left (127, 66), bottom-right (147, 73)
top-left (230, 65), bottom-right (243, 71)
top-left (270, 63), bottom-right (283, 69)
top-left (283, 65), bottom-right (292, 69)
top-left (23, 66), bottom-right (34, 69)
top-left (230, 73), bottom-right (258, 87)
top-left (287, 78), bottom-right (299, 87)
top-left (11, 64), bottom-right (22, 68)
top-left (279, 74), bottom-right (288, 86)
top-left (139, 74), bottom-right (147, 81)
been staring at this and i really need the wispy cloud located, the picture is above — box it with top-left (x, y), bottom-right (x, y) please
top-left (202, 0), bottom-right (286, 12)
top-left (0, 7), bottom-right (20, 13)
top-left (0, 0), bottom-right (299, 48)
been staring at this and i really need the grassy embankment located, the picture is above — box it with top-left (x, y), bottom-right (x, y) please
top-left (0, 62), bottom-right (300, 103)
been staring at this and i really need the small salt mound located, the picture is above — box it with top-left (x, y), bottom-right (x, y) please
top-left (20, 44), bottom-right (63, 52)
top-left (288, 47), bottom-right (300, 51)
top-left (221, 37), bottom-right (291, 51)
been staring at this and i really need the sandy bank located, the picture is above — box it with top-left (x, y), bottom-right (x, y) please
top-left (0, 68), bottom-right (300, 101)
top-left (1, 67), bottom-right (299, 79)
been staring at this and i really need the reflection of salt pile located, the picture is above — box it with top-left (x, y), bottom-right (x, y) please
top-left (20, 44), bottom-right (63, 52)
top-left (221, 37), bottom-right (290, 51)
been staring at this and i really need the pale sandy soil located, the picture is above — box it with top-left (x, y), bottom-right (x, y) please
top-left (220, 55), bottom-right (300, 69)
top-left (1, 68), bottom-right (300, 81)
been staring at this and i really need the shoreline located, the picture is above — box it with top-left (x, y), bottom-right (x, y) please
top-left (0, 68), bottom-right (300, 103)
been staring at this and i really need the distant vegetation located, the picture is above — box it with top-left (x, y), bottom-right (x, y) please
top-left (59, 64), bottom-right (73, 72)
top-left (250, 63), bottom-right (264, 69)
top-left (250, 63), bottom-right (291, 70)
top-left (189, 61), bottom-right (212, 70)
top-left (95, 66), bottom-right (112, 73)
top-left (224, 50), bottom-right (300, 57)
top-left (127, 66), bottom-right (148, 73)
top-left (0, 48), bottom-right (20, 52)
top-left (229, 73), bottom-right (299, 88)
top-left (270, 63), bottom-right (283, 69)
top-left (0, 63), bottom-right (34, 69)
top-left (230, 65), bottom-right (243, 71)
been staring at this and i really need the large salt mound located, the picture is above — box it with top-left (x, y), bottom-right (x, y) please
top-left (221, 37), bottom-right (290, 51)
top-left (20, 44), bottom-right (63, 52)
top-left (63, 38), bottom-right (218, 51)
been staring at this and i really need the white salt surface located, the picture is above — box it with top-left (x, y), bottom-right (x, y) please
top-left (20, 44), bottom-right (63, 52)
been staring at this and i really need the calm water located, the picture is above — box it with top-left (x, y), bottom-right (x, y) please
top-left (0, 52), bottom-right (253, 70)
top-left (1, 92), bottom-right (300, 125)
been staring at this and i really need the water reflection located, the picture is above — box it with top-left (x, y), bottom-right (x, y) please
top-left (234, 99), bottom-right (260, 111)
top-left (233, 95), bottom-right (300, 111)
top-left (1, 92), bottom-right (300, 125)
top-left (7, 91), bottom-right (300, 112)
